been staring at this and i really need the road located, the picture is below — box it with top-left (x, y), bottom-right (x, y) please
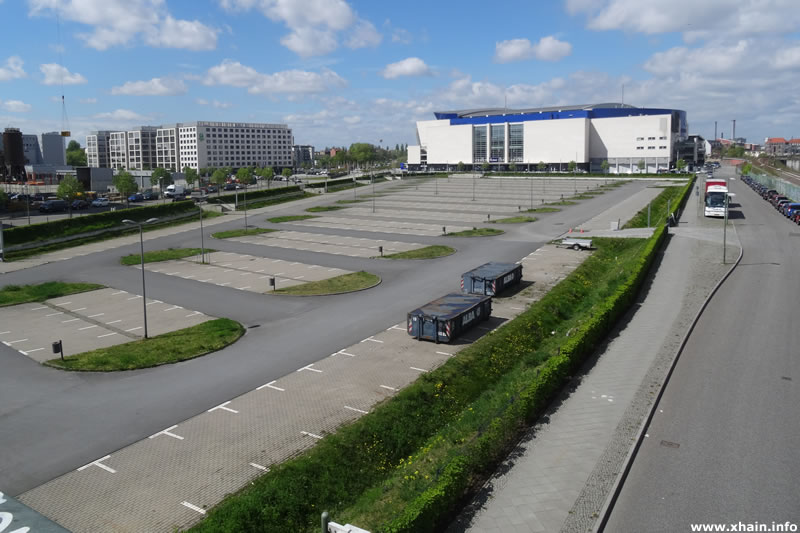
top-left (604, 175), bottom-right (800, 530)
top-left (0, 178), bottom-right (651, 496)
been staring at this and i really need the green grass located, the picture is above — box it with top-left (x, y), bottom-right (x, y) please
top-left (188, 237), bottom-right (658, 533)
top-left (545, 200), bottom-right (578, 206)
top-left (120, 247), bottom-right (212, 266)
top-left (491, 216), bottom-right (537, 224)
top-left (382, 245), bottom-right (455, 260)
top-left (44, 318), bottom-right (244, 371)
top-left (623, 186), bottom-right (684, 229)
top-left (4, 210), bottom-right (224, 262)
top-left (273, 271), bottom-right (380, 295)
top-left (212, 228), bottom-right (276, 239)
top-left (445, 228), bottom-right (504, 237)
top-left (235, 192), bottom-right (314, 210)
top-left (306, 205), bottom-right (346, 212)
top-left (526, 207), bottom-right (561, 213)
top-left (267, 215), bottom-right (318, 223)
top-left (0, 281), bottom-right (103, 307)
top-left (336, 199), bottom-right (366, 204)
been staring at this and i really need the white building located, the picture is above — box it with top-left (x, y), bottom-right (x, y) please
top-left (407, 103), bottom-right (688, 174)
top-left (88, 121), bottom-right (293, 172)
top-left (86, 131), bottom-right (111, 168)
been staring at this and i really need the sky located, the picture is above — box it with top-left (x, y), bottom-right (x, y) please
top-left (1, 0), bottom-right (799, 151)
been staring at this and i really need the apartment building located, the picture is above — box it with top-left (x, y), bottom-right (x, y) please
top-left (86, 131), bottom-right (111, 168)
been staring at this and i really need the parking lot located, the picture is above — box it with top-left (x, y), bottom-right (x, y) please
top-left (292, 215), bottom-right (473, 236)
top-left (225, 230), bottom-right (425, 258)
top-left (0, 288), bottom-right (213, 362)
top-left (141, 251), bottom-right (352, 293)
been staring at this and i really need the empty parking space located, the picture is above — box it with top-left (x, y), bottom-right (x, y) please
top-left (0, 289), bottom-right (213, 362)
top-left (335, 206), bottom-right (514, 224)
top-left (292, 216), bottom-right (473, 236)
top-left (141, 252), bottom-right (352, 293)
top-left (225, 230), bottom-right (424, 258)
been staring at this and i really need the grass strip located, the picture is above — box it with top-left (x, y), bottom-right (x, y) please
top-left (526, 207), bottom-right (561, 213)
top-left (120, 247), bottom-right (212, 266)
top-left (382, 245), bottom-right (455, 260)
top-left (273, 271), bottom-right (380, 296)
top-left (491, 216), bottom-right (537, 224)
top-left (545, 200), bottom-right (578, 206)
top-left (306, 205), bottom-right (346, 212)
top-left (445, 228), bottom-right (503, 237)
top-left (267, 215), bottom-right (317, 223)
top-left (623, 186), bottom-right (684, 229)
top-left (44, 318), bottom-right (244, 371)
top-left (336, 199), bottom-right (366, 204)
top-left (188, 237), bottom-right (656, 533)
top-left (235, 192), bottom-right (314, 210)
top-left (212, 228), bottom-right (276, 239)
top-left (0, 281), bottom-right (103, 307)
top-left (4, 210), bottom-right (223, 262)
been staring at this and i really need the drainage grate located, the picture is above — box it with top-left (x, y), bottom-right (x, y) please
top-left (660, 440), bottom-right (680, 449)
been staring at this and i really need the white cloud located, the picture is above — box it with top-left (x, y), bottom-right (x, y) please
top-left (111, 77), bottom-right (188, 96)
top-left (79, 97), bottom-right (98, 104)
top-left (204, 59), bottom-right (346, 94)
top-left (219, 0), bottom-right (379, 56)
top-left (343, 115), bottom-right (361, 124)
top-left (567, 0), bottom-right (800, 41)
top-left (196, 98), bottom-right (232, 108)
top-left (28, 0), bottom-right (218, 51)
top-left (93, 109), bottom-right (150, 121)
top-left (1, 100), bottom-right (32, 112)
top-left (40, 63), bottom-right (87, 85)
top-left (494, 36), bottom-right (572, 63)
top-left (391, 28), bottom-right (412, 44)
top-left (0, 56), bottom-right (26, 81)
top-left (381, 57), bottom-right (432, 79)
top-left (773, 46), bottom-right (800, 69)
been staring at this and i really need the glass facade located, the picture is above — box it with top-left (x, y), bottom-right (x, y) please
top-left (490, 124), bottom-right (505, 162)
top-left (473, 125), bottom-right (487, 163)
top-left (509, 124), bottom-right (523, 162)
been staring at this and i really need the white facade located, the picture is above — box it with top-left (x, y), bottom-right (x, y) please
top-left (86, 131), bottom-right (111, 168)
top-left (408, 104), bottom-right (685, 173)
top-left (156, 127), bottom-right (180, 171)
top-left (125, 127), bottom-right (158, 170)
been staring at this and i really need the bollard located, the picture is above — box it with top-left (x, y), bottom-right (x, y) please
top-left (321, 511), bottom-right (330, 533)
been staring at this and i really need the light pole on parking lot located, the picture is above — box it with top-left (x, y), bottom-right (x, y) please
top-left (123, 218), bottom-right (159, 339)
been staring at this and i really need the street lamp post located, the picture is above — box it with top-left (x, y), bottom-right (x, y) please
top-left (199, 208), bottom-right (206, 264)
top-left (372, 173), bottom-right (375, 213)
top-left (123, 218), bottom-right (159, 339)
top-left (24, 182), bottom-right (30, 225)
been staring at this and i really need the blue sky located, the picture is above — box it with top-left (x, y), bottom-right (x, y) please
top-left (1, 0), bottom-right (799, 150)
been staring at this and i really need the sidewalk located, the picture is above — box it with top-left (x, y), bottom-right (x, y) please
top-left (451, 187), bottom-right (740, 533)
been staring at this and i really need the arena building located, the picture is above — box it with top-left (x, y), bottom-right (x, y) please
top-left (407, 103), bottom-right (689, 174)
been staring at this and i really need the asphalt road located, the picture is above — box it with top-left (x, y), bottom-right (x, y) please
top-left (0, 178), bottom-right (649, 496)
top-left (604, 175), bottom-right (800, 531)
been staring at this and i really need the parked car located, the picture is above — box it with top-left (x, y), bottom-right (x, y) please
top-left (128, 193), bottom-right (144, 203)
top-left (223, 183), bottom-right (236, 191)
top-left (206, 185), bottom-right (218, 193)
top-left (71, 199), bottom-right (89, 210)
top-left (91, 197), bottom-right (110, 207)
top-left (39, 199), bottom-right (68, 213)
top-left (142, 190), bottom-right (159, 200)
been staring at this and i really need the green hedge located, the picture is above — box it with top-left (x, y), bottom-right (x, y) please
top-left (305, 177), bottom-right (357, 189)
top-left (206, 186), bottom-right (301, 204)
top-left (3, 201), bottom-right (197, 246)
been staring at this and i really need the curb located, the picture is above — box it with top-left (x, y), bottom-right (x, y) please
top-left (592, 223), bottom-right (743, 532)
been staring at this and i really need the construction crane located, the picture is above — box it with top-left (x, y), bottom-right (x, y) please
top-left (56, 12), bottom-right (70, 138)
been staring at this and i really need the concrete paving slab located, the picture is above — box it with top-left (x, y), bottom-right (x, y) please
top-left (225, 230), bottom-right (424, 258)
top-left (293, 215), bottom-right (473, 236)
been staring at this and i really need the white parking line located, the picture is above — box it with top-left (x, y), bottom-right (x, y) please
top-left (249, 463), bottom-right (269, 471)
top-left (240, 272), bottom-right (251, 276)
top-left (185, 312), bottom-right (202, 318)
top-left (62, 318), bottom-right (80, 323)
top-left (24, 347), bottom-right (44, 354)
top-left (220, 263), bottom-right (232, 267)
top-left (344, 405), bottom-right (368, 414)
top-left (30, 306), bottom-right (48, 311)
top-left (125, 327), bottom-right (142, 332)
top-left (332, 350), bottom-right (356, 357)
top-left (149, 424), bottom-right (184, 440)
top-left (198, 279), bottom-right (213, 282)
top-left (127, 296), bottom-right (142, 300)
top-left (380, 385), bottom-right (398, 392)
top-left (388, 325), bottom-right (405, 331)
top-left (88, 313), bottom-right (105, 318)
top-left (111, 291), bottom-right (126, 295)
top-left (301, 431), bottom-right (322, 440)
top-left (327, 268), bottom-right (338, 271)
top-left (45, 311), bottom-right (64, 317)
top-left (237, 286), bottom-right (251, 290)
top-left (208, 401), bottom-right (239, 414)
top-left (71, 307), bottom-right (87, 312)
top-left (181, 502), bottom-right (206, 515)
top-left (255, 269), bottom-right (265, 273)
top-left (163, 306), bottom-right (181, 312)
top-left (295, 276), bottom-right (305, 280)
top-left (166, 271), bottom-right (181, 276)
top-left (105, 320), bottom-right (122, 325)
top-left (77, 455), bottom-right (116, 474)
top-left (183, 275), bottom-right (196, 279)
top-left (510, 306), bottom-right (523, 310)
top-left (248, 375), bottom-right (282, 396)
top-left (218, 282), bottom-right (231, 286)
top-left (298, 364), bottom-right (322, 373)
top-left (98, 332), bottom-right (118, 338)
top-left (146, 301), bottom-right (159, 306)
top-left (78, 325), bottom-right (98, 331)
top-left (360, 336), bottom-right (384, 343)
top-left (0, 331), bottom-right (9, 335)
top-left (410, 366), bottom-right (428, 373)
top-left (436, 351), bottom-right (453, 356)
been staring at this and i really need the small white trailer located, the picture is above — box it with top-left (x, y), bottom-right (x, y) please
top-left (560, 237), bottom-right (593, 250)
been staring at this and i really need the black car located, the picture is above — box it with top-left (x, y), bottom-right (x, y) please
top-left (223, 183), bottom-right (236, 191)
top-left (71, 199), bottom-right (89, 210)
top-left (39, 199), bottom-right (68, 213)
top-left (206, 185), bottom-right (218, 193)
top-left (142, 190), bottom-right (159, 200)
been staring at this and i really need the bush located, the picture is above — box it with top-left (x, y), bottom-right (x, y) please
top-left (206, 186), bottom-right (301, 205)
top-left (3, 201), bottom-right (197, 246)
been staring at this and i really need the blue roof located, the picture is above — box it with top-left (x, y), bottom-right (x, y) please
top-left (432, 103), bottom-right (682, 126)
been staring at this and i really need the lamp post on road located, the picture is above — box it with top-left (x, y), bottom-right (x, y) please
top-left (123, 218), bottom-right (159, 339)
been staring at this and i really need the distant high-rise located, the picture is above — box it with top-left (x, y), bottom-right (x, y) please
top-left (86, 131), bottom-right (111, 168)
top-left (41, 132), bottom-right (66, 165)
top-left (3, 127), bottom-right (25, 177)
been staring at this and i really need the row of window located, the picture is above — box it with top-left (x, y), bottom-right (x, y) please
top-left (635, 146), bottom-right (668, 150)
top-left (636, 136), bottom-right (667, 141)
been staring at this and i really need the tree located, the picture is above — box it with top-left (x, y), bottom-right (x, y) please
top-left (183, 166), bottom-right (198, 188)
top-left (113, 171), bottom-right (139, 206)
top-left (349, 143), bottom-right (376, 168)
top-left (66, 140), bottom-right (87, 166)
top-left (568, 160), bottom-right (577, 172)
top-left (150, 167), bottom-right (172, 189)
top-left (257, 166), bottom-right (274, 188)
top-left (481, 162), bottom-right (490, 173)
top-left (741, 162), bottom-right (752, 175)
top-left (211, 169), bottom-right (227, 193)
top-left (637, 160), bottom-right (646, 173)
top-left (281, 167), bottom-right (292, 179)
top-left (601, 159), bottom-right (610, 174)
top-left (457, 161), bottom-right (465, 172)
top-left (56, 175), bottom-right (84, 218)
top-left (237, 166), bottom-right (255, 185)
top-left (509, 163), bottom-right (517, 172)
top-left (675, 159), bottom-right (687, 172)
top-left (537, 161), bottom-right (546, 172)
